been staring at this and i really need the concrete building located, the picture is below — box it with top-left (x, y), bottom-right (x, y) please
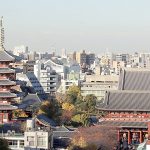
top-left (81, 75), bottom-right (118, 103)
top-left (24, 131), bottom-right (50, 150)
top-left (86, 53), bottom-right (95, 66)
top-left (58, 79), bottom-right (79, 94)
top-left (76, 50), bottom-right (95, 66)
top-left (23, 60), bottom-right (35, 73)
top-left (112, 61), bottom-right (125, 75)
top-left (76, 50), bottom-right (87, 65)
top-left (34, 60), bottom-right (59, 96)
top-left (44, 58), bottom-right (68, 79)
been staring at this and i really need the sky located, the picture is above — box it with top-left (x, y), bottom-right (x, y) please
top-left (1, 0), bottom-right (150, 54)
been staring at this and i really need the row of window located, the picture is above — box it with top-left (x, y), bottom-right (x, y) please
top-left (27, 136), bottom-right (46, 147)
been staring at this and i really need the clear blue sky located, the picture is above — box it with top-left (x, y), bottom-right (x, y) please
top-left (1, 0), bottom-right (150, 53)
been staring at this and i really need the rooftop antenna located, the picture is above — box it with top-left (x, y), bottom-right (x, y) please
top-left (0, 16), bottom-right (4, 51)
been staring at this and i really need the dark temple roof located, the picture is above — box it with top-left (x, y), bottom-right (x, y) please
top-left (97, 90), bottom-right (150, 112)
top-left (0, 92), bottom-right (16, 98)
top-left (118, 68), bottom-right (150, 90)
top-left (0, 105), bottom-right (18, 110)
top-left (0, 68), bottom-right (15, 73)
top-left (36, 114), bottom-right (56, 127)
top-left (97, 68), bottom-right (150, 112)
top-left (0, 79), bottom-right (16, 85)
top-left (0, 50), bottom-right (15, 62)
top-left (99, 121), bottom-right (147, 128)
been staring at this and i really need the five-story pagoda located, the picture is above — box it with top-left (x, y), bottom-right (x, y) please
top-left (0, 17), bottom-right (17, 123)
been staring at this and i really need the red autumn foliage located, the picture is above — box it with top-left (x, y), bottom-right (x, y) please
top-left (70, 125), bottom-right (118, 150)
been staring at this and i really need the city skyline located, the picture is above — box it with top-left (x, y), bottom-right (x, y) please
top-left (1, 0), bottom-right (150, 53)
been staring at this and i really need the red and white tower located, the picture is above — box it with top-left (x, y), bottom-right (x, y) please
top-left (0, 17), bottom-right (17, 123)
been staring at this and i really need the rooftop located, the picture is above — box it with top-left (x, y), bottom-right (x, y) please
top-left (0, 50), bottom-right (15, 62)
top-left (118, 68), bottom-right (150, 90)
top-left (97, 90), bottom-right (150, 112)
top-left (0, 68), bottom-right (15, 73)
top-left (98, 121), bottom-right (148, 128)
top-left (0, 104), bottom-right (18, 110)
top-left (0, 92), bottom-right (16, 98)
top-left (0, 79), bottom-right (16, 85)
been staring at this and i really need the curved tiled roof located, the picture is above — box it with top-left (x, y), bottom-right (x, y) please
top-left (0, 104), bottom-right (17, 110)
top-left (36, 114), bottom-right (56, 127)
top-left (0, 50), bottom-right (15, 62)
top-left (97, 90), bottom-right (150, 112)
top-left (118, 68), bottom-right (150, 90)
top-left (0, 91), bottom-right (16, 98)
top-left (0, 68), bottom-right (15, 73)
top-left (0, 79), bottom-right (16, 85)
top-left (98, 121), bottom-right (147, 128)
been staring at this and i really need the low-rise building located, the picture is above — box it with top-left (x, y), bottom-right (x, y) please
top-left (81, 75), bottom-right (118, 103)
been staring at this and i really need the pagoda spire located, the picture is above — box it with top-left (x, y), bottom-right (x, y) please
top-left (0, 16), bottom-right (4, 51)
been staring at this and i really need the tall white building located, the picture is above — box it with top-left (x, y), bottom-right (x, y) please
top-left (34, 60), bottom-right (59, 96)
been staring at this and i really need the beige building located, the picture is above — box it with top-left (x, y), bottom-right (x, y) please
top-left (81, 75), bottom-right (119, 103)
top-left (112, 61), bottom-right (125, 75)
top-left (76, 50), bottom-right (87, 65)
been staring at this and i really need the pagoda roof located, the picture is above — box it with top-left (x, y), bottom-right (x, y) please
top-left (0, 50), bottom-right (15, 62)
top-left (0, 104), bottom-right (17, 110)
top-left (96, 90), bottom-right (150, 112)
top-left (0, 91), bottom-right (16, 98)
top-left (118, 68), bottom-right (150, 90)
top-left (0, 79), bottom-right (16, 85)
top-left (98, 121), bottom-right (147, 128)
top-left (0, 68), bottom-right (15, 73)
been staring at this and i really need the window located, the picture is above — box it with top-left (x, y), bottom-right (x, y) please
top-left (8, 140), bottom-right (17, 148)
top-left (27, 136), bottom-right (34, 146)
top-left (37, 136), bottom-right (46, 147)
top-left (20, 140), bottom-right (24, 148)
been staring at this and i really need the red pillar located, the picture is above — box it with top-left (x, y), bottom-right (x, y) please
top-left (128, 131), bottom-right (131, 144)
top-left (117, 130), bottom-right (120, 142)
top-left (140, 131), bottom-right (142, 143)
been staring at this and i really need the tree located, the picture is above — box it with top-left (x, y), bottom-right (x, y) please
top-left (61, 102), bottom-right (75, 124)
top-left (62, 102), bottom-right (75, 111)
top-left (38, 100), bottom-right (61, 122)
top-left (56, 92), bottom-right (66, 104)
top-left (84, 94), bottom-right (97, 114)
top-left (69, 126), bottom-right (117, 150)
top-left (0, 138), bottom-right (10, 150)
top-left (12, 109), bottom-right (28, 118)
top-left (66, 85), bottom-right (81, 104)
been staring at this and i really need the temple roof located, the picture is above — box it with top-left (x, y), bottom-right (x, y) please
top-left (0, 50), bottom-right (15, 62)
top-left (36, 114), bottom-right (56, 127)
top-left (98, 121), bottom-right (147, 128)
top-left (0, 104), bottom-right (17, 110)
top-left (0, 91), bottom-right (16, 98)
top-left (118, 68), bottom-right (150, 90)
top-left (0, 68), bottom-right (15, 73)
top-left (96, 90), bottom-right (150, 112)
top-left (0, 79), bottom-right (16, 85)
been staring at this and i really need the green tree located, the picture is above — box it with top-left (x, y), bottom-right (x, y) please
top-left (0, 138), bottom-right (10, 150)
top-left (66, 85), bottom-right (81, 104)
top-left (38, 100), bottom-right (61, 122)
top-left (84, 94), bottom-right (97, 114)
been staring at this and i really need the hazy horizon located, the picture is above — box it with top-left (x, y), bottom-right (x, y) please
top-left (1, 0), bottom-right (150, 53)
